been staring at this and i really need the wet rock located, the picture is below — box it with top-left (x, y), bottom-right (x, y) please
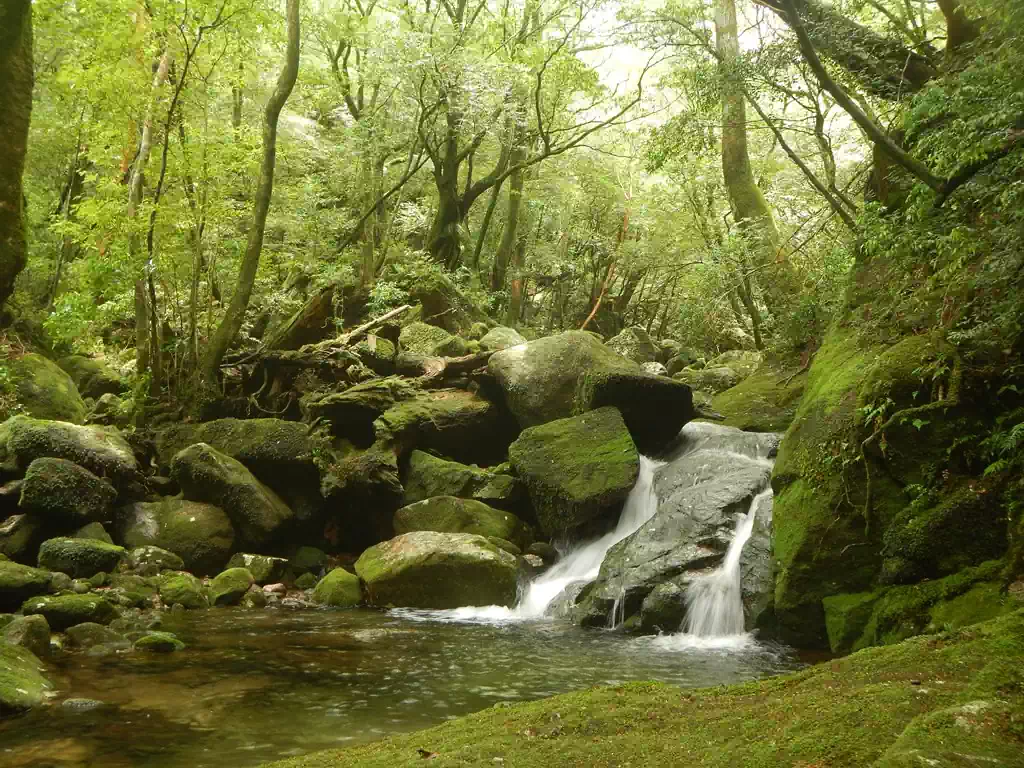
top-left (134, 631), bottom-right (185, 652)
top-left (293, 572), bottom-right (318, 590)
top-left (72, 522), bottom-right (114, 545)
top-left (158, 573), bottom-right (209, 610)
top-left (21, 594), bottom-right (117, 630)
top-left (355, 531), bottom-right (518, 609)
top-left (509, 407), bottom-right (639, 539)
top-left (119, 497), bottom-right (234, 576)
top-left (401, 450), bottom-right (526, 513)
top-left (37, 537), bottom-right (125, 579)
top-left (312, 567), bottom-right (361, 607)
top-left (210, 567), bottom-right (255, 606)
top-left (58, 355), bottom-right (123, 400)
top-left (2, 614), bottom-right (50, 658)
top-left (639, 582), bottom-right (687, 633)
top-left (525, 542), bottom-right (559, 564)
top-left (171, 443), bottom-right (294, 551)
top-left (5, 353), bottom-right (88, 423)
top-left (394, 496), bottom-right (532, 549)
top-left (62, 697), bottom-right (105, 711)
top-left (128, 546), bottom-right (185, 574)
top-left (18, 457), bottom-right (117, 525)
top-left (65, 621), bottom-right (127, 650)
top-left (520, 553), bottom-right (546, 577)
top-left (479, 326), bottom-right (526, 352)
top-left (226, 553), bottom-right (287, 585)
top-left (0, 641), bottom-right (52, 714)
top-left (607, 326), bottom-right (659, 365)
top-left (241, 586), bottom-right (269, 608)
top-left (0, 557), bottom-right (51, 611)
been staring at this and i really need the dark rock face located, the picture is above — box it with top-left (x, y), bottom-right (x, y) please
top-left (574, 423), bottom-right (778, 632)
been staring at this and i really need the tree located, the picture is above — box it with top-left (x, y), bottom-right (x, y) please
top-left (203, 0), bottom-right (301, 380)
top-left (0, 0), bottom-right (33, 311)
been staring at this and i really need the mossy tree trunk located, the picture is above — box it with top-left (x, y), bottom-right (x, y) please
top-left (0, 0), bottom-right (33, 311)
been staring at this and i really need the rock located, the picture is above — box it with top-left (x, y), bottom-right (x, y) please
top-left (302, 377), bottom-right (420, 445)
top-left (0, 641), bottom-right (52, 714)
top-left (171, 443), bottom-right (295, 551)
top-left (525, 541), bottom-right (559, 564)
top-left (353, 335), bottom-right (397, 375)
top-left (509, 407), bottom-right (639, 538)
top-left (134, 631), bottom-right (185, 652)
top-left (2, 614), bottom-right (50, 657)
top-left (18, 457), bottom-right (117, 524)
top-left (487, 536), bottom-right (521, 556)
top-left (288, 546), bottom-right (328, 576)
top-left (0, 559), bottom-right (51, 611)
top-left (399, 322), bottom-right (464, 356)
top-left (263, 583), bottom-right (287, 595)
top-left (5, 353), bottom-right (88, 423)
top-left (65, 621), bottom-right (127, 650)
top-left (479, 326), bottom-right (527, 352)
top-left (312, 567), bottom-right (362, 607)
top-left (0, 415), bottom-right (138, 487)
top-left (0, 513), bottom-right (44, 564)
top-left (520, 553), bottom-right (545, 577)
top-left (673, 366), bottom-right (740, 394)
top-left (154, 418), bottom-right (323, 525)
top-left (657, 339), bottom-right (682, 364)
top-left (209, 567), bottom-right (255, 606)
top-left (294, 572), bottom-right (318, 590)
top-left (607, 326), bottom-right (659, 364)
top-left (665, 350), bottom-right (699, 376)
top-left (88, 393), bottom-right (132, 428)
top-left (119, 498), bottom-right (234, 576)
top-left (158, 573), bottom-right (209, 609)
top-left (127, 546), bottom-right (185, 574)
top-left (58, 355), bottom-right (123, 400)
top-left (642, 362), bottom-right (668, 376)
top-left (488, 331), bottom-right (695, 453)
top-left (72, 522), bottom-right (114, 545)
top-left (711, 364), bottom-right (808, 433)
top-left (374, 388), bottom-right (518, 465)
top-left (37, 537), bottom-right (125, 578)
top-left (319, 443), bottom-right (404, 548)
top-left (706, 350), bottom-right (762, 379)
top-left (639, 582), bottom-right (687, 633)
top-left (241, 587), bottom-right (269, 608)
top-left (355, 531), bottom-right (519, 609)
top-left (467, 322), bottom-right (490, 340)
top-left (402, 450), bottom-right (525, 512)
top-left (22, 594), bottom-right (117, 630)
top-left (394, 496), bottom-right (532, 548)
top-left (62, 698), bottom-right (105, 711)
top-left (574, 423), bottom-right (777, 630)
top-left (226, 553), bottom-right (287, 584)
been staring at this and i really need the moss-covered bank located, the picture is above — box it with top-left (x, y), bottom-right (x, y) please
top-left (262, 609), bottom-right (1024, 768)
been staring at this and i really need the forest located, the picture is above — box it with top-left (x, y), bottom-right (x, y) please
top-left (1, 0), bottom-right (1023, 766)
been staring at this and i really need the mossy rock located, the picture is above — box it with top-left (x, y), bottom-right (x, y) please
top-left (65, 621), bottom-right (127, 650)
top-left (6, 353), bottom-right (87, 424)
top-left (119, 498), bottom-right (235, 576)
top-left (319, 443), bottom-right (404, 548)
top-left (171, 443), bottom-right (295, 551)
top-left (312, 567), bottom-right (361, 607)
top-left (0, 515), bottom-right (46, 568)
top-left (302, 377), bottom-right (420, 444)
top-left (0, 560), bottom-right (52, 612)
top-left (673, 365), bottom-right (740, 394)
top-left (509, 407), bottom-right (639, 538)
top-left (401, 450), bottom-right (525, 513)
top-left (158, 572), bottom-right (209, 610)
top-left (37, 537), bottom-right (125, 579)
top-left (127, 546), bottom-right (185, 574)
top-left (0, 641), bottom-right (52, 715)
top-left (478, 326), bottom-right (526, 352)
top-left (709, 364), bottom-right (807, 433)
top-left (72, 522), bottom-right (114, 545)
top-left (355, 531), bottom-right (518, 609)
top-left (18, 457), bottom-right (117, 524)
top-left (57, 355), bottom-right (123, 400)
top-left (606, 326), bottom-right (659, 364)
top-left (209, 567), bottom-right (255, 606)
top-left (1, 613), bottom-right (50, 658)
top-left (399, 322), bottom-right (460, 356)
top-left (134, 631), bottom-right (185, 652)
top-left (226, 553), bottom-right (287, 584)
top-left (394, 496), bottom-right (531, 549)
top-left (288, 546), bottom-right (328, 576)
top-left (294, 572), bottom-right (319, 590)
top-left (22, 594), bottom-right (117, 631)
top-left (353, 335), bottom-right (397, 374)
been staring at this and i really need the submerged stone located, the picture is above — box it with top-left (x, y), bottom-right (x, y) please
top-left (65, 621), bottom-right (128, 650)
top-left (134, 631), bottom-right (185, 652)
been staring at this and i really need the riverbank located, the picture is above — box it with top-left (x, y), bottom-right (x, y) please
top-left (264, 609), bottom-right (1024, 768)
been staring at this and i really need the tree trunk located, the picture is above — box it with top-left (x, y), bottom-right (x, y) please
top-left (491, 142), bottom-right (527, 292)
top-left (937, 0), bottom-right (979, 53)
top-left (0, 0), bottom-right (33, 310)
top-left (202, 0), bottom-right (300, 381)
top-left (426, 177), bottom-right (465, 271)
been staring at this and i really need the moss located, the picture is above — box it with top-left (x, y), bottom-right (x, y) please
top-left (508, 407), bottom-right (639, 538)
top-left (1, 613), bottom-right (50, 658)
top-left (21, 594), bottom-right (117, 631)
top-left (312, 567), bottom-right (362, 607)
top-left (209, 567), bottom-right (254, 606)
top-left (295, 572), bottom-right (319, 590)
top-left (226, 553), bottom-right (287, 584)
top-left (158, 572), bottom-right (209, 610)
top-left (398, 322), bottom-right (459, 355)
top-left (36, 537), bottom-right (125, 579)
top-left (709, 364), bottom-right (807, 433)
top-left (57, 355), bottom-right (123, 400)
top-left (6, 353), bottom-right (88, 424)
top-left (134, 631), bottom-right (185, 652)
top-left (262, 610), bottom-right (1024, 768)
top-left (0, 559), bottom-right (51, 611)
top-left (402, 451), bottom-right (524, 511)
top-left (18, 457), bottom-right (117, 523)
top-left (289, 546), bottom-right (328, 575)
top-left (823, 590), bottom-right (884, 654)
top-left (120, 497), bottom-right (235, 576)
top-left (0, 641), bottom-right (51, 715)
top-left (393, 496), bottom-right (532, 548)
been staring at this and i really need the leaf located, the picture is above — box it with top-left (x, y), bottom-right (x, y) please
top-left (911, 418), bottom-right (930, 431)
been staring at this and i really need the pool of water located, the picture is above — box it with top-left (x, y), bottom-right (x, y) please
top-left (0, 607), bottom-right (800, 768)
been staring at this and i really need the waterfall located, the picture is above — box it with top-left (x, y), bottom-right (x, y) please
top-left (681, 487), bottom-right (772, 639)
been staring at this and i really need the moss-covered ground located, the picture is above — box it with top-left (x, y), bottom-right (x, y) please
top-left (264, 609), bottom-right (1024, 768)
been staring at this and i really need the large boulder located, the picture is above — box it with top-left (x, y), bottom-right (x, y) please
top-left (0, 641), bottom-right (52, 715)
top-left (509, 407), bottom-right (639, 538)
top-left (312, 567), bottom-right (362, 607)
top-left (21, 594), bottom-right (117, 630)
top-left (479, 326), bottom-right (527, 352)
top-left (0, 559), bottom-right (52, 611)
top-left (57, 355), bottom-right (123, 399)
top-left (574, 423), bottom-right (778, 631)
top-left (394, 496), bottom-right (531, 549)
top-left (302, 377), bottom-right (419, 445)
top-left (319, 443), bottom-right (404, 549)
top-left (118, 497), bottom-right (235, 576)
top-left (0, 416), bottom-right (138, 488)
top-left (488, 331), bottom-right (695, 453)
top-left (607, 326), bottom-right (659, 365)
top-left (5, 353), bottom-right (88, 424)
top-left (401, 450), bottom-right (525, 512)
top-left (353, 335), bottom-right (397, 375)
top-left (18, 457), bottom-right (117, 525)
top-left (355, 531), bottom-right (519, 609)
top-left (37, 537), bottom-right (125, 578)
top-left (171, 443), bottom-right (295, 551)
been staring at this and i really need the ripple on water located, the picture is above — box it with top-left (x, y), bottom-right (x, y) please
top-left (0, 608), bottom-right (801, 768)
